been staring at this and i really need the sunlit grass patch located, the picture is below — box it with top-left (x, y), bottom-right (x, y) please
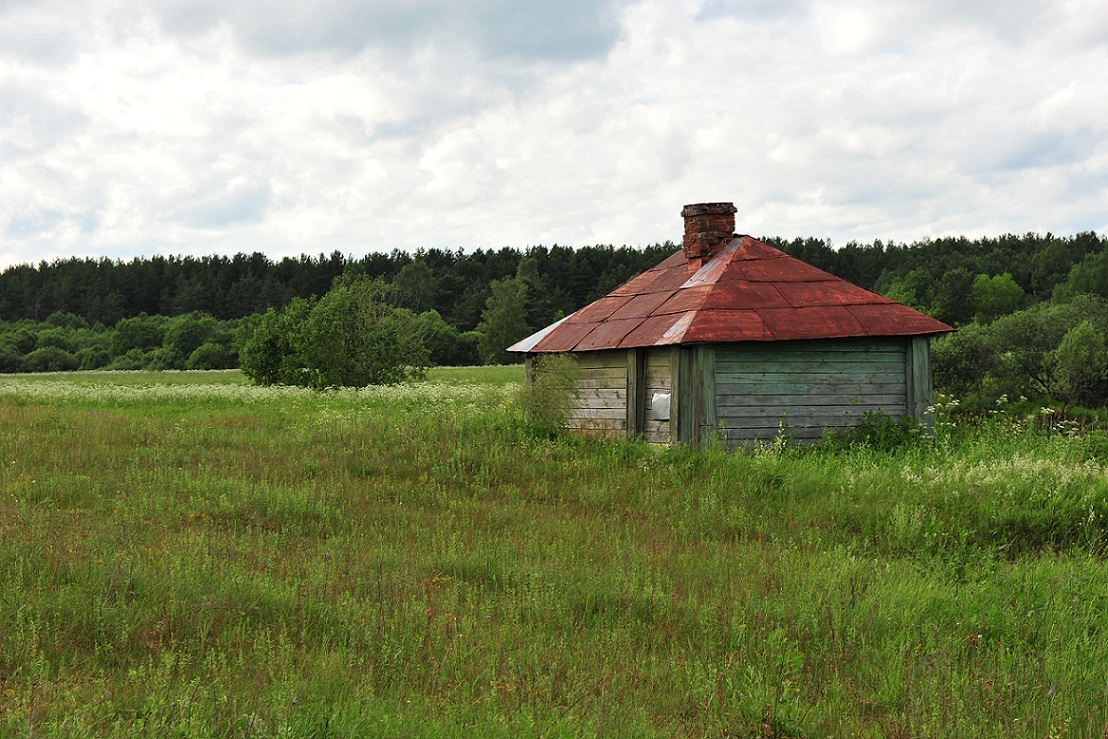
top-left (426, 364), bottom-right (523, 386)
top-left (0, 376), bottom-right (520, 416)
top-left (0, 368), bottom-right (250, 385)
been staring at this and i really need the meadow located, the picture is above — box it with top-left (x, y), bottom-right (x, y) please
top-left (2, 367), bottom-right (1108, 737)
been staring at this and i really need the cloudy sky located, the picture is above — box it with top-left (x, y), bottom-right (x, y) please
top-left (1, 0), bottom-right (1106, 271)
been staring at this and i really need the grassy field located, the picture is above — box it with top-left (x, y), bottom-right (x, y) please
top-left (2, 368), bottom-right (1108, 737)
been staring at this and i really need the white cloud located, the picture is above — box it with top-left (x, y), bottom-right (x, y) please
top-left (1, 0), bottom-right (1106, 273)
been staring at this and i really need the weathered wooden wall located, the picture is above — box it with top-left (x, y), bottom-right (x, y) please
top-left (642, 348), bottom-right (673, 443)
top-left (713, 338), bottom-right (911, 445)
top-left (568, 350), bottom-right (627, 439)
top-left (556, 336), bottom-right (932, 447)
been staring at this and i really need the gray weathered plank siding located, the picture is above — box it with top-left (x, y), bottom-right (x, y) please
top-left (714, 338), bottom-right (909, 444)
top-left (642, 349), bottom-right (673, 443)
top-left (568, 350), bottom-right (627, 439)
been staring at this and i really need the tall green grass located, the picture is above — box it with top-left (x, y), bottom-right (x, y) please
top-left (1, 369), bottom-right (1107, 736)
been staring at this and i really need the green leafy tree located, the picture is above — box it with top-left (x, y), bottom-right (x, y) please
top-left (393, 260), bottom-right (438, 313)
top-left (1031, 239), bottom-right (1075, 298)
top-left (0, 341), bottom-right (22, 372)
top-left (186, 342), bottom-right (236, 370)
top-left (1054, 249), bottom-right (1108, 302)
top-left (109, 314), bottom-right (166, 358)
top-left (2, 328), bottom-right (36, 355)
top-left (295, 278), bottom-right (428, 388)
top-left (477, 277), bottom-right (530, 365)
top-left (930, 322), bottom-right (998, 397)
top-left (163, 313), bottom-right (217, 360)
top-left (240, 278), bottom-right (428, 388)
top-left (989, 304), bottom-right (1071, 398)
top-left (238, 299), bottom-right (314, 386)
top-left (874, 269), bottom-right (928, 312)
top-left (35, 327), bottom-right (77, 353)
top-left (971, 273), bottom-right (1024, 324)
top-left (77, 347), bottom-right (111, 370)
top-left (44, 311), bottom-right (88, 330)
top-left (21, 346), bottom-right (79, 372)
top-left (414, 310), bottom-right (479, 366)
top-left (1047, 320), bottom-right (1108, 408)
top-left (931, 267), bottom-right (975, 326)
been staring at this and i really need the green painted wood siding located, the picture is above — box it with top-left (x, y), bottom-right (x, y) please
top-left (568, 350), bottom-right (627, 439)
top-left (714, 338), bottom-right (909, 444)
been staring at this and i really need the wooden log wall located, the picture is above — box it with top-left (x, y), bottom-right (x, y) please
top-left (714, 338), bottom-right (910, 444)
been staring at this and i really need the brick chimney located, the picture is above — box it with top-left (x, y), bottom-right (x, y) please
top-left (682, 202), bottom-right (737, 268)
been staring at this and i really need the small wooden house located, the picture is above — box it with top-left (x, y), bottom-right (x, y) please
top-left (509, 203), bottom-right (953, 447)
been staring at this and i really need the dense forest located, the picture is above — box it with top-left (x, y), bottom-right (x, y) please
top-left (4, 231), bottom-right (1108, 411)
top-left (0, 245), bottom-right (675, 329)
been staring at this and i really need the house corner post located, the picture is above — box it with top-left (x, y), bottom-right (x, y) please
top-left (669, 347), bottom-right (681, 445)
top-left (906, 337), bottom-right (934, 428)
top-left (675, 345), bottom-right (715, 447)
top-left (697, 344), bottom-right (717, 447)
top-left (626, 348), bottom-right (645, 440)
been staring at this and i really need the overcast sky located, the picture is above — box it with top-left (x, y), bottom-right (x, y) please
top-left (1, 0), bottom-right (1106, 271)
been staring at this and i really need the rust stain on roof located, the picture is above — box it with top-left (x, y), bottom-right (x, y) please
top-left (510, 235), bottom-right (953, 353)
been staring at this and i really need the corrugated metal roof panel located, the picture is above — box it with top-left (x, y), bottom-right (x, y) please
top-left (700, 279), bottom-right (789, 310)
top-left (732, 238), bottom-right (784, 260)
top-left (759, 306), bottom-right (866, 340)
top-left (681, 239), bottom-right (741, 287)
top-left (683, 310), bottom-right (773, 343)
top-left (571, 295), bottom-right (634, 323)
top-left (531, 320), bottom-right (598, 352)
top-left (608, 290), bottom-right (677, 320)
top-left (608, 253), bottom-right (687, 296)
top-left (651, 285), bottom-right (711, 315)
top-left (772, 280), bottom-right (890, 308)
top-left (740, 257), bottom-right (835, 283)
top-left (618, 313), bottom-right (689, 347)
top-left (574, 317), bottom-right (643, 351)
top-left (847, 304), bottom-right (954, 336)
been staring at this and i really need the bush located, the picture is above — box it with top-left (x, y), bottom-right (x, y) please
top-left (517, 353), bottom-right (580, 436)
top-left (0, 342), bottom-right (22, 373)
top-left (187, 342), bottom-right (236, 370)
top-left (163, 313), bottom-right (216, 361)
top-left (110, 314), bottom-right (165, 357)
top-left (819, 411), bottom-right (925, 452)
top-left (1, 328), bottom-right (36, 354)
top-left (35, 327), bottom-right (78, 353)
top-left (109, 348), bottom-right (156, 370)
top-left (145, 347), bottom-right (185, 371)
top-left (44, 311), bottom-right (89, 330)
top-left (77, 347), bottom-right (111, 371)
top-left (21, 346), bottom-right (79, 373)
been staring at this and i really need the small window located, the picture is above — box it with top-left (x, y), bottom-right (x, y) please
top-left (651, 392), bottom-right (670, 421)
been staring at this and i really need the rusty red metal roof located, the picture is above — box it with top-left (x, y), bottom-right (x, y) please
top-left (508, 236), bottom-right (953, 353)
